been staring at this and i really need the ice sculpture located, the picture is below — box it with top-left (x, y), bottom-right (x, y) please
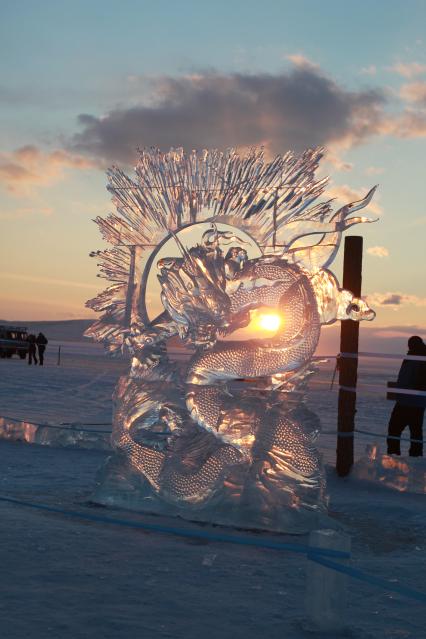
top-left (86, 147), bottom-right (377, 532)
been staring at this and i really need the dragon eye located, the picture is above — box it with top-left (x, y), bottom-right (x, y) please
top-left (349, 303), bottom-right (360, 313)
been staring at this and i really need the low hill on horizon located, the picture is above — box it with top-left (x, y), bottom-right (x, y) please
top-left (0, 319), bottom-right (93, 342)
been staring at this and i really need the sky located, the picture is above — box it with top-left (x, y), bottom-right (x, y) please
top-left (1, 0), bottom-right (425, 345)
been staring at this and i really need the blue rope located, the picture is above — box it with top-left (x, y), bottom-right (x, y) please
top-left (356, 428), bottom-right (423, 445)
top-left (308, 553), bottom-right (426, 604)
top-left (0, 494), bottom-right (347, 558)
top-left (1, 495), bottom-right (426, 604)
top-left (1, 494), bottom-right (425, 604)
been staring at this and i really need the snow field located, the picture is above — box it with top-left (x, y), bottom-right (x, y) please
top-left (0, 342), bottom-right (425, 637)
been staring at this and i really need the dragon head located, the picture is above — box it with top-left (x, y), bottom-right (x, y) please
top-left (337, 292), bottom-right (376, 322)
top-left (311, 269), bottom-right (376, 324)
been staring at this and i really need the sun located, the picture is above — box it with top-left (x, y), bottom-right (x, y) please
top-left (254, 311), bottom-right (282, 332)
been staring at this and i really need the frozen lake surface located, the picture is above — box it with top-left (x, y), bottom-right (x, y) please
top-left (0, 342), bottom-right (425, 638)
top-left (0, 339), bottom-right (410, 462)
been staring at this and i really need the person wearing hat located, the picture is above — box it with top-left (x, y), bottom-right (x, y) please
top-left (387, 336), bottom-right (426, 456)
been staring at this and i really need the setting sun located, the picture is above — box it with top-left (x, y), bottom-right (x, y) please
top-left (255, 312), bottom-right (282, 332)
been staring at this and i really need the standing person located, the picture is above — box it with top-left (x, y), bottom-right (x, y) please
top-left (27, 334), bottom-right (38, 365)
top-left (36, 332), bottom-right (48, 366)
top-left (387, 336), bottom-right (426, 457)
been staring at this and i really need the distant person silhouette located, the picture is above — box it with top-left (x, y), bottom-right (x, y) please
top-left (387, 336), bottom-right (426, 457)
top-left (36, 332), bottom-right (48, 366)
top-left (27, 334), bottom-right (38, 365)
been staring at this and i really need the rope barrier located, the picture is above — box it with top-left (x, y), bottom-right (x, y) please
top-left (308, 554), bottom-right (426, 604)
top-left (60, 422), bottom-right (112, 427)
top-left (313, 352), bottom-right (426, 362)
top-left (304, 379), bottom-right (426, 397)
top-left (356, 428), bottom-right (424, 446)
top-left (339, 351), bottom-right (426, 362)
top-left (1, 414), bottom-right (421, 445)
top-left (1, 493), bottom-right (425, 605)
top-left (0, 415), bottom-right (111, 434)
top-left (321, 427), bottom-right (424, 446)
top-left (0, 494), bottom-right (347, 558)
top-left (338, 384), bottom-right (426, 397)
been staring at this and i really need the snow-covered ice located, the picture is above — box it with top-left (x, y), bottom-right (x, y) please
top-left (0, 341), bottom-right (425, 638)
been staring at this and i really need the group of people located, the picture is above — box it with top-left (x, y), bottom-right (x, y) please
top-left (387, 335), bottom-right (426, 457)
top-left (27, 333), bottom-right (48, 366)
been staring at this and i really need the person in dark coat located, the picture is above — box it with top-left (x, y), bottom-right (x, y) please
top-left (387, 336), bottom-right (426, 457)
top-left (27, 334), bottom-right (38, 365)
top-left (35, 332), bottom-right (48, 366)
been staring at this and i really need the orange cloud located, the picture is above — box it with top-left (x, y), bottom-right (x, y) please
top-left (324, 150), bottom-right (353, 172)
top-left (285, 53), bottom-right (319, 71)
top-left (0, 145), bottom-right (94, 195)
top-left (380, 109), bottom-right (426, 139)
top-left (400, 82), bottom-right (426, 105)
top-left (367, 246), bottom-right (389, 257)
top-left (366, 292), bottom-right (426, 308)
top-left (389, 61), bottom-right (426, 78)
top-left (365, 166), bottom-right (384, 176)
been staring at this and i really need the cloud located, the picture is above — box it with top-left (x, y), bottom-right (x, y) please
top-left (359, 65), bottom-right (377, 76)
top-left (400, 82), bottom-right (426, 105)
top-left (0, 272), bottom-right (99, 291)
top-left (389, 61), bottom-right (426, 78)
top-left (325, 184), bottom-right (383, 216)
top-left (407, 215), bottom-right (426, 227)
top-left (380, 108), bottom-right (426, 139)
top-left (316, 321), bottom-right (426, 356)
top-left (367, 246), bottom-right (389, 257)
top-left (69, 69), bottom-right (386, 165)
top-left (382, 294), bottom-right (404, 305)
top-left (365, 166), bottom-right (384, 176)
top-left (0, 146), bottom-right (94, 195)
top-left (0, 206), bottom-right (53, 221)
top-left (373, 328), bottom-right (424, 339)
top-left (0, 85), bottom-right (32, 106)
top-left (367, 292), bottom-right (426, 308)
top-left (285, 53), bottom-right (319, 71)
top-left (367, 325), bottom-right (426, 344)
top-left (324, 150), bottom-right (353, 172)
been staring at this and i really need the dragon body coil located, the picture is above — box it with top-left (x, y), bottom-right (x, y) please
top-left (109, 256), bottom-right (328, 530)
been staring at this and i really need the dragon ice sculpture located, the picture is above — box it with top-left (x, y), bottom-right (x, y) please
top-left (86, 147), bottom-right (377, 531)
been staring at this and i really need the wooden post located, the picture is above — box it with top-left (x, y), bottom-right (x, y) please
top-left (336, 236), bottom-right (363, 477)
top-left (57, 345), bottom-right (61, 366)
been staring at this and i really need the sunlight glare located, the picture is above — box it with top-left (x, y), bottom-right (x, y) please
top-left (256, 312), bottom-right (282, 332)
